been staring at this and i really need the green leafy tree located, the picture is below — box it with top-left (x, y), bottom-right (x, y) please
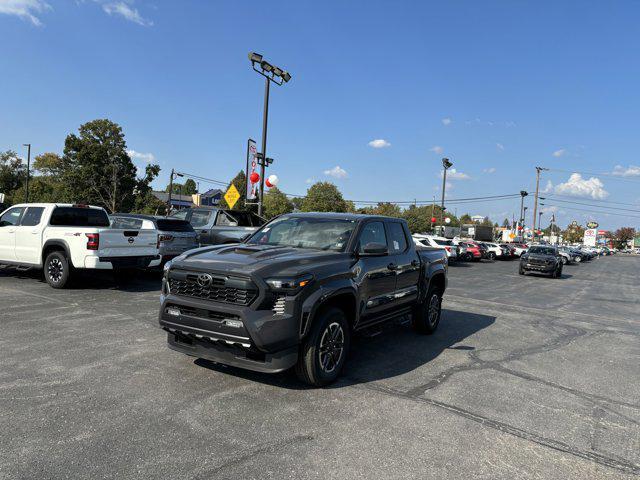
top-left (219, 170), bottom-right (247, 210)
top-left (290, 197), bottom-right (304, 211)
top-left (263, 187), bottom-right (293, 219)
top-left (0, 150), bottom-right (25, 203)
top-left (183, 179), bottom-right (197, 195)
top-left (502, 218), bottom-right (511, 228)
top-left (61, 119), bottom-right (154, 213)
top-left (459, 213), bottom-right (473, 224)
top-left (14, 152), bottom-right (68, 203)
top-left (371, 202), bottom-right (402, 217)
top-left (563, 223), bottom-right (585, 243)
top-left (481, 216), bottom-right (493, 226)
top-left (132, 164), bottom-right (162, 214)
top-left (301, 182), bottom-right (348, 212)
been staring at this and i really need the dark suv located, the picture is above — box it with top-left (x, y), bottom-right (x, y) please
top-left (519, 245), bottom-right (563, 278)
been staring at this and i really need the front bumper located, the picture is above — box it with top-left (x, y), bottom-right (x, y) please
top-left (159, 292), bottom-right (300, 373)
top-left (522, 262), bottom-right (555, 272)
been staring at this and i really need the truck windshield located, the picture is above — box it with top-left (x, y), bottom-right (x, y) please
top-left (529, 246), bottom-right (556, 255)
top-left (246, 217), bottom-right (356, 251)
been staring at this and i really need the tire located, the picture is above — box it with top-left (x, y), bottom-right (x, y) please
top-left (575, 256), bottom-right (582, 263)
top-left (412, 283), bottom-right (443, 335)
top-left (518, 265), bottom-right (525, 275)
top-left (561, 256), bottom-right (568, 265)
top-left (44, 251), bottom-right (71, 288)
top-left (295, 307), bottom-right (350, 387)
top-left (488, 252), bottom-right (496, 261)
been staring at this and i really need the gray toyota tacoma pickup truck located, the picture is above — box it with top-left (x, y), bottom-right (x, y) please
top-left (159, 212), bottom-right (448, 386)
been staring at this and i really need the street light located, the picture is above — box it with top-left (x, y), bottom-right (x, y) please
top-left (166, 169), bottom-right (184, 216)
top-left (23, 143), bottom-right (31, 203)
top-left (519, 190), bottom-right (528, 240)
top-left (248, 52), bottom-right (292, 216)
top-left (440, 158), bottom-right (453, 230)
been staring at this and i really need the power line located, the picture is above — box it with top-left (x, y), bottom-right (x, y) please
top-left (542, 167), bottom-right (640, 183)
top-left (540, 203), bottom-right (640, 221)
top-left (540, 196), bottom-right (640, 214)
top-left (546, 193), bottom-right (640, 208)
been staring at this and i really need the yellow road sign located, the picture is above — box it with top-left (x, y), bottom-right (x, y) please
top-left (224, 183), bottom-right (241, 209)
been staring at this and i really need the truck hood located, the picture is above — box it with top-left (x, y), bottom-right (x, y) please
top-left (172, 243), bottom-right (352, 278)
top-left (524, 254), bottom-right (555, 262)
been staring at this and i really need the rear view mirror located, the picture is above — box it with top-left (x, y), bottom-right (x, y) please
top-left (360, 242), bottom-right (388, 256)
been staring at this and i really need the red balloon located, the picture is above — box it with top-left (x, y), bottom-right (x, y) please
top-left (265, 179), bottom-right (273, 188)
top-left (250, 172), bottom-right (260, 184)
top-left (430, 217), bottom-right (437, 223)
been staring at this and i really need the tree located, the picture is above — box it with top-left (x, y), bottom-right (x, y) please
top-left (14, 152), bottom-right (68, 203)
top-left (290, 197), bottom-right (304, 211)
top-left (301, 182), bottom-right (348, 212)
top-left (502, 218), bottom-right (511, 228)
top-left (219, 170), bottom-right (247, 210)
top-left (0, 150), bottom-right (25, 203)
top-left (183, 179), bottom-right (197, 195)
top-left (132, 164), bottom-right (162, 214)
top-left (481, 216), bottom-right (493, 226)
top-left (62, 119), bottom-right (156, 213)
top-left (614, 227), bottom-right (635, 248)
top-left (563, 223), bottom-right (585, 244)
top-left (459, 213), bottom-right (473, 224)
top-left (263, 187), bottom-right (294, 219)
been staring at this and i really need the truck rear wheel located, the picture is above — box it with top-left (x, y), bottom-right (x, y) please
top-left (295, 307), bottom-right (350, 387)
top-left (412, 283), bottom-right (442, 334)
top-left (44, 251), bottom-right (71, 289)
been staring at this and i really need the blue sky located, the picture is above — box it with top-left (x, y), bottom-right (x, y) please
top-left (2, 0), bottom-right (640, 230)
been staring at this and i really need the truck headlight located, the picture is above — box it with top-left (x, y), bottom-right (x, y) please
top-left (265, 274), bottom-right (313, 293)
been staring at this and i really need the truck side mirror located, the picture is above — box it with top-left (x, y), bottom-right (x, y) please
top-left (360, 242), bottom-right (388, 256)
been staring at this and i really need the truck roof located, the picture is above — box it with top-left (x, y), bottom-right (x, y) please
top-left (281, 212), bottom-right (403, 222)
top-left (8, 203), bottom-right (105, 210)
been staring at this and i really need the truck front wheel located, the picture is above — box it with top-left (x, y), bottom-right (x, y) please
top-left (412, 284), bottom-right (442, 334)
top-left (44, 251), bottom-right (71, 289)
top-left (295, 307), bottom-right (350, 387)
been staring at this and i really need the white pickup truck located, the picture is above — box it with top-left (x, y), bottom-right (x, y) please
top-left (0, 203), bottom-right (160, 288)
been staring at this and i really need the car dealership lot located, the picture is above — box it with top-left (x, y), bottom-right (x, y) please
top-left (1, 258), bottom-right (638, 479)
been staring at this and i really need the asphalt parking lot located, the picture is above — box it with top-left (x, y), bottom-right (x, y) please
top-left (1, 256), bottom-right (639, 479)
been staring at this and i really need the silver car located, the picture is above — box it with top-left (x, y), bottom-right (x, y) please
top-left (110, 214), bottom-right (198, 266)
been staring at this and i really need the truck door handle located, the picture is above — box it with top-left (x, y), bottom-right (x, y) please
top-left (387, 263), bottom-right (398, 271)
top-left (411, 260), bottom-right (419, 267)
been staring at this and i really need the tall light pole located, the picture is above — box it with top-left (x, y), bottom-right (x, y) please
top-left (248, 52), bottom-right (292, 216)
top-left (166, 169), bottom-right (184, 216)
top-left (538, 211), bottom-right (543, 241)
top-left (440, 158), bottom-right (453, 232)
top-left (23, 143), bottom-right (31, 203)
top-left (532, 166), bottom-right (549, 242)
top-left (519, 190), bottom-right (528, 241)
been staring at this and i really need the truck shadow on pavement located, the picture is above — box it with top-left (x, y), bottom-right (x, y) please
top-left (0, 268), bottom-right (162, 293)
top-left (195, 308), bottom-right (495, 389)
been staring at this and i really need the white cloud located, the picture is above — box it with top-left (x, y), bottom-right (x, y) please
top-left (429, 145), bottom-right (444, 154)
top-left (102, 1), bottom-right (152, 26)
top-left (483, 167), bottom-right (496, 174)
top-left (552, 148), bottom-right (566, 158)
top-left (541, 180), bottom-right (554, 194)
top-left (612, 165), bottom-right (640, 177)
top-left (541, 205), bottom-right (558, 214)
top-left (305, 178), bottom-right (315, 184)
top-left (324, 166), bottom-right (348, 179)
top-left (441, 117), bottom-right (452, 126)
top-left (368, 139), bottom-right (391, 149)
top-left (127, 149), bottom-right (155, 163)
top-left (441, 168), bottom-right (470, 180)
top-left (445, 181), bottom-right (454, 191)
top-left (554, 173), bottom-right (608, 199)
top-left (496, 143), bottom-right (504, 151)
top-left (0, 0), bottom-right (51, 26)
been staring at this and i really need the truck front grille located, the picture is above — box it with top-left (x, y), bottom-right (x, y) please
top-left (169, 278), bottom-right (257, 306)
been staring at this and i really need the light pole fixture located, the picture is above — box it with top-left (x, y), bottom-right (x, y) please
top-left (23, 143), bottom-right (31, 203)
top-left (440, 158), bottom-right (453, 229)
top-left (248, 52), bottom-right (292, 216)
top-left (519, 190), bottom-right (528, 239)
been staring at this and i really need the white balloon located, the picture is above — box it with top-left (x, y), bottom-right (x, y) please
top-left (267, 174), bottom-right (279, 186)
top-left (444, 217), bottom-right (451, 224)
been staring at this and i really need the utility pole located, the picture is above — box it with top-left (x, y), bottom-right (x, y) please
top-left (440, 158), bottom-right (453, 233)
top-left (532, 166), bottom-right (548, 242)
top-left (430, 197), bottom-right (435, 233)
top-left (538, 211), bottom-right (543, 241)
top-left (166, 169), bottom-right (175, 215)
top-left (23, 143), bottom-right (31, 203)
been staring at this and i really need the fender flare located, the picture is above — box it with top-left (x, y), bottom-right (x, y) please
top-left (301, 282), bottom-right (358, 338)
top-left (42, 240), bottom-right (73, 268)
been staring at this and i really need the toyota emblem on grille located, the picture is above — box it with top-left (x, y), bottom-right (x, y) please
top-left (128, 237), bottom-right (134, 244)
top-left (197, 273), bottom-right (213, 287)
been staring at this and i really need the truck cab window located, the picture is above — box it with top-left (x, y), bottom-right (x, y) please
top-left (20, 207), bottom-right (45, 227)
top-left (0, 207), bottom-right (25, 227)
top-left (357, 221), bottom-right (387, 253)
top-left (190, 210), bottom-right (212, 228)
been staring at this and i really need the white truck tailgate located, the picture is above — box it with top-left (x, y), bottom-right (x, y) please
top-left (98, 229), bottom-right (158, 257)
